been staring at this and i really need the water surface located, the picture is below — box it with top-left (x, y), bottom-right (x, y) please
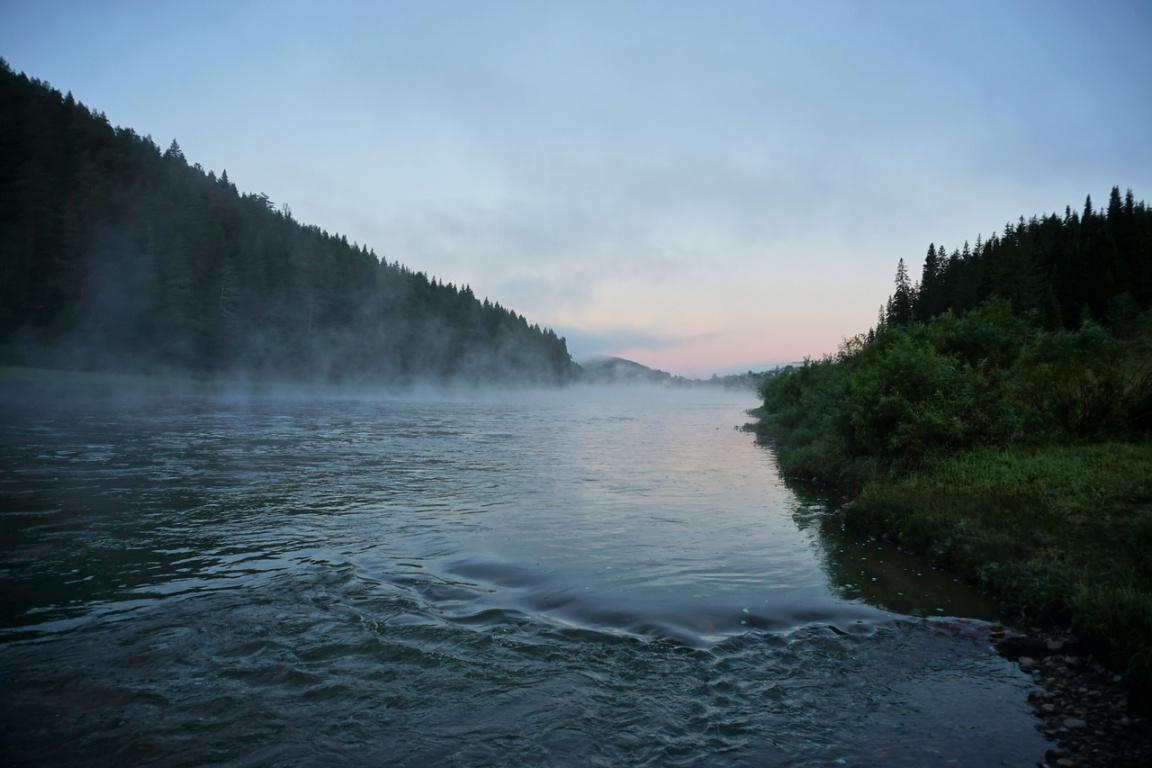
top-left (0, 384), bottom-right (1046, 765)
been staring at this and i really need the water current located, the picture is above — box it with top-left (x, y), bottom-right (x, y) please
top-left (0, 383), bottom-right (1050, 766)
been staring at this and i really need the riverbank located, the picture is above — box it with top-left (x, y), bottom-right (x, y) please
top-left (754, 423), bottom-right (1152, 761)
top-left (752, 301), bottom-right (1152, 696)
top-left (841, 442), bottom-right (1152, 690)
top-left (750, 419), bottom-right (1152, 759)
top-left (999, 627), bottom-right (1151, 766)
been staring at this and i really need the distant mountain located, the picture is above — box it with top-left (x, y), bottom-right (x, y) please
top-left (0, 59), bottom-right (572, 385)
top-left (575, 356), bottom-right (781, 390)
top-left (576, 356), bottom-right (674, 385)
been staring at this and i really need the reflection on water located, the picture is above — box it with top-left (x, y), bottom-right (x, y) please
top-left (786, 479), bottom-right (1004, 621)
top-left (0, 383), bottom-right (1047, 766)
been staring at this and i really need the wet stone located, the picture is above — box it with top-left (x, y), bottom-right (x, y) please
top-left (1007, 627), bottom-right (1152, 767)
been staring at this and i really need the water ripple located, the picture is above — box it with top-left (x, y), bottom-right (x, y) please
top-left (0, 386), bottom-right (1046, 766)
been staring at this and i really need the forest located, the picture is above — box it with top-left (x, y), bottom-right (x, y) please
top-left (0, 59), bottom-right (573, 385)
top-left (884, 188), bottom-right (1152, 330)
top-left (757, 191), bottom-right (1152, 697)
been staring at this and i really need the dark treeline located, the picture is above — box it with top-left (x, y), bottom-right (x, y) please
top-left (0, 60), bottom-right (572, 384)
top-left (885, 189), bottom-right (1152, 332)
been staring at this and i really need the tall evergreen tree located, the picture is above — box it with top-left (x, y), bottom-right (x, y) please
top-left (885, 258), bottom-right (914, 325)
top-left (913, 244), bottom-right (941, 321)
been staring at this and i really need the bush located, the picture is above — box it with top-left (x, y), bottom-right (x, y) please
top-left (755, 300), bottom-right (1152, 696)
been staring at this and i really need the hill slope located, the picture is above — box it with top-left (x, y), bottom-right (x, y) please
top-left (577, 356), bottom-right (674, 385)
top-left (0, 60), bottom-right (572, 384)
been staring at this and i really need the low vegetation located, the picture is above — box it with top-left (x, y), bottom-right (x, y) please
top-left (756, 194), bottom-right (1152, 698)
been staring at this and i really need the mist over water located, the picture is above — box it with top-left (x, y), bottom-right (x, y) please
top-left (0, 384), bottom-right (1046, 765)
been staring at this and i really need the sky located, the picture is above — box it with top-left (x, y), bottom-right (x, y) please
top-left (2, 1), bottom-right (1150, 377)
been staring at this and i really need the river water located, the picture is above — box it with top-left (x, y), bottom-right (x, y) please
top-left (0, 383), bottom-right (1049, 766)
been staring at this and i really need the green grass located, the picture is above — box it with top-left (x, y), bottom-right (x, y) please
top-left (839, 442), bottom-right (1152, 696)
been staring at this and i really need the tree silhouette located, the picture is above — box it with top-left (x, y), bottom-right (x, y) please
top-left (885, 258), bottom-right (914, 325)
top-left (898, 189), bottom-right (1152, 331)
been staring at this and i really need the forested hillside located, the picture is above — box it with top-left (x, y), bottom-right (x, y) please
top-left (0, 60), bottom-right (572, 384)
top-left (758, 192), bottom-right (1152, 699)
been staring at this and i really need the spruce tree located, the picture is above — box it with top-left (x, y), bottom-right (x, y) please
top-left (885, 258), bottom-right (914, 325)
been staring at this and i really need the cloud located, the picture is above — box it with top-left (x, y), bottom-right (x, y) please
top-left (3, 0), bottom-right (1151, 372)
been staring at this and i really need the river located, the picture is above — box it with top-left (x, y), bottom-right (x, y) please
top-left (0, 383), bottom-right (1049, 766)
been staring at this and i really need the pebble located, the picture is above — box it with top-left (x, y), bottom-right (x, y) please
top-left (997, 628), bottom-right (1152, 767)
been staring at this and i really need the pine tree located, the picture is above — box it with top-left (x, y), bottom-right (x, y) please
top-left (913, 244), bottom-right (941, 321)
top-left (885, 258), bottom-right (914, 325)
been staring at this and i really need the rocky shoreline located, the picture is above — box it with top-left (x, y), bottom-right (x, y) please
top-left (996, 628), bottom-right (1151, 766)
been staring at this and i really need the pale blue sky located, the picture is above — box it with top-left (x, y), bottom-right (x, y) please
top-left (3, 1), bottom-right (1150, 376)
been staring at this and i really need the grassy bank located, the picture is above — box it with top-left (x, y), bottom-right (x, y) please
top-left (846, 444), bottom-right (1152, 688)
top-left (755, 300), bottom-right (1152, 698)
